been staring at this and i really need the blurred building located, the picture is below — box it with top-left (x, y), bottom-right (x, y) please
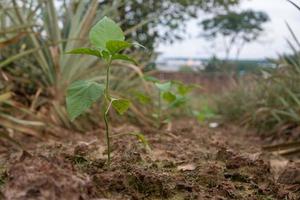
top-left (156, 57), bottom-right (208, 71)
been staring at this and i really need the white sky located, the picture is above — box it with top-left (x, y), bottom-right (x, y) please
top-left (157, 0), bottom-right (300, 59)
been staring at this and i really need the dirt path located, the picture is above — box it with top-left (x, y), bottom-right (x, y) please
top-left (0, 119), bottom-right (298, 200)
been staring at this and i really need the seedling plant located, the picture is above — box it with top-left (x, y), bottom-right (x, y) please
top-left (140, 76), bottom-right (195, 128)
top-left (65, 17), bottom-right (139, 165)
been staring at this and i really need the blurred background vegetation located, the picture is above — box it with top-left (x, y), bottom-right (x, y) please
top-left (1, 0), bottom-right (300, 153)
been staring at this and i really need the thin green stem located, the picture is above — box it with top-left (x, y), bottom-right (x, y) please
top-left (105, 59), bottom-right (112, 100)
top-left (104, 58), bottom-right (112, 165)
top-left (104, 100), bottom-right (112, 165)
top-left (157, 90), bottom-right (161, 128)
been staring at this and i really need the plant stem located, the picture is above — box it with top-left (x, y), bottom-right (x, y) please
top-left (104, 100), bottom-right (112, 165)
top-left (104, 58), bottom-right (112, 165)
top-left (158, 90), bottom-right (161, 128)
top-left (105, 59), bottom-right (112, 100)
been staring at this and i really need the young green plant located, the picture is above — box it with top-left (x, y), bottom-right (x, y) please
top-left (142, 76), bottom-right (194, 128)
top-left (65, 17), bottom-right (138, 165)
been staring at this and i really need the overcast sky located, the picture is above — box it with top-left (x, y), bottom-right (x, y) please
top-left (157, 0), bottom-right (300, 59)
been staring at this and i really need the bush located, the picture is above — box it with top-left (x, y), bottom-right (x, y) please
top-left (216, 51), bottom-right (300, 136)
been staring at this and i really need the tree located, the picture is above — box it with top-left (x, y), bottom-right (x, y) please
top-left (113, 0), bottom-right (242, 51)
top-left (200, 10), bottom-right (269, 59)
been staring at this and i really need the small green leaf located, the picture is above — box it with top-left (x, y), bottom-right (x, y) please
top-left (193, 111), bottom-right (205, 122)
top-left (162, 91), bottom-right (176, 103)
top-left (66, 80), bottom-right (104, 121)
top-left (89, 17), bottom-right (125, 50)
top-left (66, 48), bottom-right (102, 57)
top-left (176, 83), bottom-right (194, 96)
top-left (193, 106), bottom-right (216, 122)
top-left (143, 75), bottom-right (159, 83)
top-left (169, 96), bottom-right (187, 108)
top-left (106, 40), bottom-right (131, 54)
top-left (155, 81), bottom-right (172, 91)
top-left (134, 92), bottom-right (151, 104)
top-left (101, 50), bottom-right (111, 62)
top-left (112, 54), bottom-right (138, 65)
top-left (112, 98), bottom-right (131, 115)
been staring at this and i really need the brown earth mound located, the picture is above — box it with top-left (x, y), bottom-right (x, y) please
top-left (0, 119), bottom-right (299, 200)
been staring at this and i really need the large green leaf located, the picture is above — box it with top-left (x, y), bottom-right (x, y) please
top-left (112, 98), bottom-right (131, 115)
top-left (112, 54), bottom-right (138, 65)
top-left (66, 48), bottom-right (102, 58)
top-left (89, 17), bottom-right (125, 50)
top-left (155, 81), bottom-right (172, 91)
top-left (106, 40), bottom-right (132, 54)
top-left (66, 80), bottom-right (104, 121)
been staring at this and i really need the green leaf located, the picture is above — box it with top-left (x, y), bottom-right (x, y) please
top-left (101, 50), bottom-right (111, 62)
top-left (66, 80), bottom-right (104, 121)
top-left (162, 91), bottom-right (176, 103)
top-left (193, 111), bottom-right (205, 122)
top-left (134, 92), bottom-right (151, 104)
top-left (155, 81), bottom-right (172, 91)
top-left (112, 54), bottom-right (138, 65)
top-left (143, 75), bottom-right (159, 83)
top-left (193, 105), bottom-right (216, 122)
top-left (169, 96), bottom-right (187, 108)
top-left (176, 83), bottom-right (194, 96)
top-left (66, 48), bottom-right (102, 57)
top-left (89, 17), bottom-right (125, 50)
top-left (112, 98), bottom-right (131, 115)
top-left (106, 40), bottom-right (131, 54)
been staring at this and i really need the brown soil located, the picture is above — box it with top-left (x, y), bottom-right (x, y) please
top-left (0, 119), bottom-right (298, 200)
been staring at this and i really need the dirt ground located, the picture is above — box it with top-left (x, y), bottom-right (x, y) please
top-left (0, 119), bottom-right (299, 200)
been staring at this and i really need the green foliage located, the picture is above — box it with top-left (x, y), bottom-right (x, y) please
top-left (111, 54), bottom-right (137, 65)
top-left (162, 92), bottom-right (176, 103)
top-left (112, 99), bottom-right (131, 115)
top-left (66, 80), bottom-right (104, 121)
top-left (117, 0), bottom-right (241, 50)
top-left (134, 92), bottom-right (152, 105)
top-left (106, 41), bottom-right (132, 54)
top-left (143, 77), bottom-right (195, 127)
top-left (201, 10), bottom-right (269, 40)
top-left (0, 0), bottom-right (148, 136)
top-left (176, 82), bottom-right (194, 96)
top-left (193, 105), bottom-right (216, 123)
top-left (155, 82), bottom-right (172, 91)
top-left (216, 20), bottom-right (300, 135)
top-left (0, 0), bottom-right (249, 147)
top-left (66, 48), bottom-right (102, 58)
top-left (66, 16), bottom-right (139, 165)
top-left (89, 17), bottom-right (125, 50)
top-left (201, 10), bottom-right (269, 58)
top-left (143, 75), bottom-right (159, 83)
